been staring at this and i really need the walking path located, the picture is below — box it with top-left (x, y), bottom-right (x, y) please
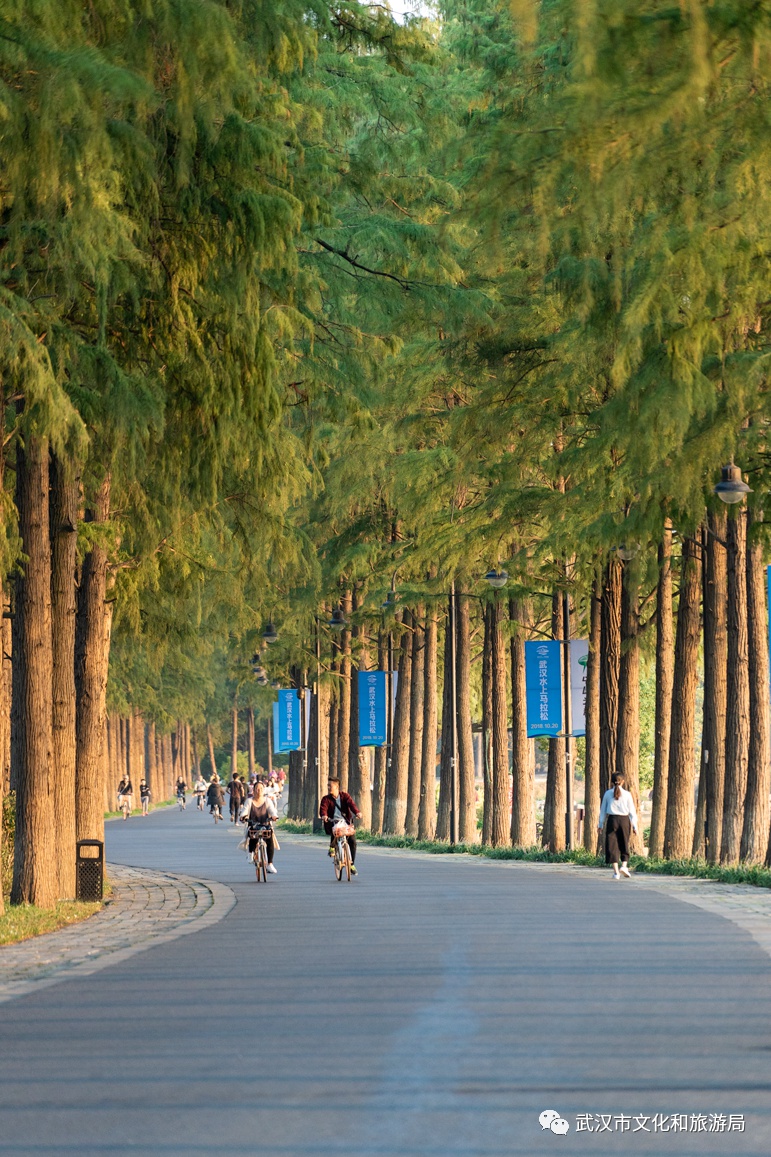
top-left (1, 809), bottom-right (770, 1156)
top-left (0, 864), bottom-right (235, 1004)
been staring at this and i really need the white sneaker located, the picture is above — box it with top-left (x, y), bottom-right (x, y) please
top-left (267, 864), bottom-right (277, 874)
top-left (612, 870), bottom-right (620, 880)
top-left (620, 866), bottom-right (631, 878)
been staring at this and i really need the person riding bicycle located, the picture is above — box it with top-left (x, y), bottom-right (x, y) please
top-left (117, 775), bottom-right (133, 815)
top-left (241, 781), bottom-right (278, 873)
top-left (319, 778), bottom-right (361, 876)
top-left (207, 773), bottom-right (225, 821)
top-left (193, 774), bottom-right (207, 809)
top-left (140, 779), bottom-right (151, 816)
top-left (175, 775), bottom-right (187, 808)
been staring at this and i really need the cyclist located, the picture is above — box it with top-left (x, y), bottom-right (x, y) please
top-left (207, 773), bottom-right (225, 823)
top-left (175, 775), bottom-right (187, 809)
top-left (241, 780), bottom-right (278, 873)
top-left (319, 778), bottom-right (361, 876)
top-left (139, 779), bottom-right (151, 816)
top-left (193, 774), bottom-right (207, 810)
top-left (227, 772), bottom-right (245, 824)
top-left (117, 774), bottom-right (133, 819)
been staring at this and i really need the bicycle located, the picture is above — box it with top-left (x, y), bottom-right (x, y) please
top-left (195, 793), bottom-right (205, 811)
top-left (177, 792), bottom-right (186, 811)
top-left (249, 825), bottom-right (272, 883)
top-left (119, 795), bottom-right (132, 821)
top-left (331, 821), bottom-right (354, 882)
top-left (211, 804), bottom-right (223, 824)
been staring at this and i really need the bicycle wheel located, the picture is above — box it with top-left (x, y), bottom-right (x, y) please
top-left (256, 841), bottom-right (268, 883)
top-left (342, 839), bottom-right (352, 882)
top-left (334, 839), bottom-right (344, 882)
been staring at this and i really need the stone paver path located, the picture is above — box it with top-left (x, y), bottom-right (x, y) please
top-left (0, 864), bottom-right (235, 1003)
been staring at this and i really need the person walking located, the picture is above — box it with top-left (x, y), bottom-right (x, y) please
top-left (227, 772), bottom-right (245, 824)
top-left (598, 771), bottom-right (638, 880)
top-left (140, 779), bottom-right (151, 816)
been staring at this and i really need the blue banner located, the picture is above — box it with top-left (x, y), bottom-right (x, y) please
top-left (525, 640), bottom-right (563, 737)
top-left (277, 688), bottom-right (302, 751)
top-left (358, 670), bottom-right (387, 746)
top-left (272, 703), bottom-right (291, 754)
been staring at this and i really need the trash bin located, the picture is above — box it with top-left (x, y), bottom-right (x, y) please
top-left (76, 840), bottom-right (104, 902)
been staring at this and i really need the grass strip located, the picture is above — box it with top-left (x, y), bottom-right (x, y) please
top-left (0, 899), bottom-right (103, 947)
top-left (276, 821), bottom-right (771, 888)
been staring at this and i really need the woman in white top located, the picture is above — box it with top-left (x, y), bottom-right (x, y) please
top-left (598, 772), bottom-right (638, 880)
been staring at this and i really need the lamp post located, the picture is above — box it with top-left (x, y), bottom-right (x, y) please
top-left (562, 587), bottom-right (573, 850)
top-left (262, 621), bottom-right (278, 645)
top-left (449, 581), bottom-right (459, 844)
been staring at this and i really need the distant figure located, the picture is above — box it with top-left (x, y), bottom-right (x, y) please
top-left (598, 772), bottom-right (638, 880)
top-left (228, 773), bottom-right (245, 824)
top-left (117, 775), bottom-right (133, 815)
top-left (140, 780), bottom-right (151, 816)
top-left (207, 774), bottom-right (225, 823)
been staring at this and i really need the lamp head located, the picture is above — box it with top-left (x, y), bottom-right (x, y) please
top-left (715, 462), bottom-right (751, 505)
top-left (484, 569), bottom-right (509, 589)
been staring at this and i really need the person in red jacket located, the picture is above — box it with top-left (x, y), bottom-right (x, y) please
top-left (319, 778), bottom-right (361, 875)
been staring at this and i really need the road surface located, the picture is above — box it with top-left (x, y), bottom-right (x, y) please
top-left (1, 805), bottom-right (770, 1155)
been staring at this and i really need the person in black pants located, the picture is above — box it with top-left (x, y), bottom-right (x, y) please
top-left (598, 771), bottom-right (639, 880)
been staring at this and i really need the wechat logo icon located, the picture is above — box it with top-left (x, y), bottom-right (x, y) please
top-left (539, 1110), bottom-right (570, 1135)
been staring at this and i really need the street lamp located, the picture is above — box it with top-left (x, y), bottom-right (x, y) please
top-left (262, 621), bottom-right (278, 645)
top-left (484, 569), bottom-right (509, 589)
top-left (715, 462), bottom-right (751, 504)
top-left (613, 544), bottom-right (639, 561)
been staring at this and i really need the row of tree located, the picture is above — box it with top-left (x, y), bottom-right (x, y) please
top-left (4, 2), bottom-right (771, 910)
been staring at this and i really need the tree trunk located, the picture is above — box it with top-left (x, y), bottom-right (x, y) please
top-left (74, 473), bottom-right (112, 849)
top-left (721, 509), bottom-right (750, 864)
top-left (372, 634), bottom-right (388, 834)
top-left (510, 598), bottom-right (534, 847)
top-left (406, 607), bottom-right (425, 837)
top-left (231, 704), bottom-right (238, 780)
top-left (384, 612), bottom-right (412, 835)
top-left (146, 721), bottom-right (157, 806)
top-left (192, 727), bottom-right (200, 776)
top-left (693, 725), bottom-right (707, 858)
top-left (583, 579), bottom-right (602, 851)
top-left (49, 453), bottom-right (78, 899)
top-left (699, 510), bottom-right (728, 861)
top-left (543, 591), bottom-right (566, 853)
top-left (11, 435), bottom-right (57, 907)
top-left (617, 564), bottom-right (643, 854)
top-left (133, 709), bottom-right (145, 787)
top-left (649, 526), bottom-right (675, 858)
top-left (490, 598), bottom-right (510, 847)
top-left (435, 609), bottom-right (453, 841)
top-left (456, 596), bottom-right (477, 843)
top-left (741, 508), bottom-right (770, 863)
top-left (418, 603), bottom-right (438, 841)
top-left (663, 532), bottom-right (702, 859)
top-left (600, 557), bottom-right (622, 794)
top-left (328, 660), bottom-right (339, 786)
top-left (348, 591), bottom-right (371, 830)
top-left (206, 724), bottom-right (217, 781)
top-left (481, 603), bottom-right (494, 845)
top-left (305, 680), bottom-right (330, 821)
top-left (337, 591), bottom-right (352, 790)
top-left (247, 707), bottom-right (255, 778)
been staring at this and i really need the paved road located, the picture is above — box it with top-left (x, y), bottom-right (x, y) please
top-left (1, 806), bottom-right (770, 1156)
